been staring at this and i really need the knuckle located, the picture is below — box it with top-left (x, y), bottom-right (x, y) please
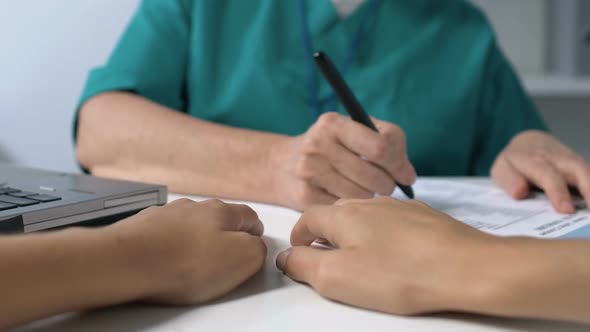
top-left (238, 203), bottom-right (257, 216)
top-left (174, 198), bottom-right (193, 204)
top-left (382, 124), bottom-right (406, 142)
top-left (294, 155), bottom-right (316, 181)
top-left (300, 134), bottom-right (322, 155)
top-left (205, 199), bottom-right (230, 215)
top-left (513, 130), bottom-right (541, 144)
top-left (337, 203), bottom-right (365, 222)
top-left (169, 198), bottom-right (194, 208)
top-left (369, 138), bottom-right (389, 161)
top-left (316, 112), bottom-right (341, 129)
top-left (206, 198), bottom-right (226, 207)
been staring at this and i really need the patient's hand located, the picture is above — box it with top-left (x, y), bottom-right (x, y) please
top-left (276, 197), bottom-right (495, 315)
top-left (114, 198), bottom-right (267, 304)
top-left (276, 197), bottom-right (590, 324)
top-left (491, 130), bottom-right (590, 213)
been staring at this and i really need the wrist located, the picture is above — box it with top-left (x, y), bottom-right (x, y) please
top-left (442, 236), bottom-right (550, 317)
top-left (102, 218), bottom-right (168, 301)
top-left (412, 234), bottom-right (514, 314)
top-left (38, 225), bottom-right (158, 311)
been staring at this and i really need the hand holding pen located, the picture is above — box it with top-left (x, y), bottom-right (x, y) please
top-left (268, 53), bottom-right (416, 210)
top-left (314, 51), bottom-right (416, 199)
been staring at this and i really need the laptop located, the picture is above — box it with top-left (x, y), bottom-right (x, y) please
top-left (0, 163), bottom-right (167, 234)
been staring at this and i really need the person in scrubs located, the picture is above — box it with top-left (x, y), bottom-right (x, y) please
top-left (76, 0), bottom-right (590, 212)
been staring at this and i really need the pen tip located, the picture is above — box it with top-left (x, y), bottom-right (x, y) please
top-left (400, 185), bottom-right (415, 199)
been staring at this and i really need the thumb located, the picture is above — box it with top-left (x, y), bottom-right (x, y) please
top-left (276, 246), bottom-right (327, 285)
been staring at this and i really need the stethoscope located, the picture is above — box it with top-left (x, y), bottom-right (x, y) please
top-left (298, 0), bottom-right (382, 118)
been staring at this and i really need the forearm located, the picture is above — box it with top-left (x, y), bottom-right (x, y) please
top-left (77, 92), bottom-right (288, 204)
top-left (457, 237), bottom-right (590, 324)
top-left (0, 227), bottom-right (153, 329)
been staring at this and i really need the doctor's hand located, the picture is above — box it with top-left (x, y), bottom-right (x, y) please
top-left (111, 198), bottom-right (266, 305)
top-left (492, 130), bottom-right (590, 213)
top-left (271, 112), bottom-right (416, 210)
top-left (275, 197), bottom-right (497, 316)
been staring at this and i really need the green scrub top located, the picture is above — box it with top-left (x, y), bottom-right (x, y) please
top-left (76, 0), bottom-right (547, 176)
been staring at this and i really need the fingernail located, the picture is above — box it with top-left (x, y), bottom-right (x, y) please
top-left (275, 249), bottom-right (291, 272)
top-left (560, 199), bottom-right (575, 214)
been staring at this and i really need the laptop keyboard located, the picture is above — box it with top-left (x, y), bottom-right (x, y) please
top-left (0, 186), bottom-right (61, 211)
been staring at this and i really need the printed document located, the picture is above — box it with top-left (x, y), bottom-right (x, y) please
top-left (393, 179), bottom-right (590, 239)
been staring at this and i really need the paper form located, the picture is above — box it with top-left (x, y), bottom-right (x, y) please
top-left (393, 180), bottom-right (590, 239)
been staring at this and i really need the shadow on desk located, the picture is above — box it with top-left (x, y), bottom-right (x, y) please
top-left (16, 236), bottom-right (296, 332)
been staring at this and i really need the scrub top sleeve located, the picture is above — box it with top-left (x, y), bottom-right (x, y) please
top-left (73, 0), bottom-right (192, 145)
top-left (470, 43), bottom-right (548, 176)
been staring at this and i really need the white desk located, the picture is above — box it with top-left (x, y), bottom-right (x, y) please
top-left (16, 179), bottom-right (589, 332)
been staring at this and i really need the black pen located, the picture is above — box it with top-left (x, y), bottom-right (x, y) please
top-left (313, 51), bottom-right (415, 199)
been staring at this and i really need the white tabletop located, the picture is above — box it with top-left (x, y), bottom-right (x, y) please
top-left (16, 178), bottom-right (589, 331)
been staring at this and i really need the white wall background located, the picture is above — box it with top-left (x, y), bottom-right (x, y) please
top-left (0, 0), bottom-right (140, 172)
top-left (0, 0), bottom-right (588, 172)
top-left (470, 0), bottom-right (549, 76)
top-left (472, 0), bottom-right (590, 160)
